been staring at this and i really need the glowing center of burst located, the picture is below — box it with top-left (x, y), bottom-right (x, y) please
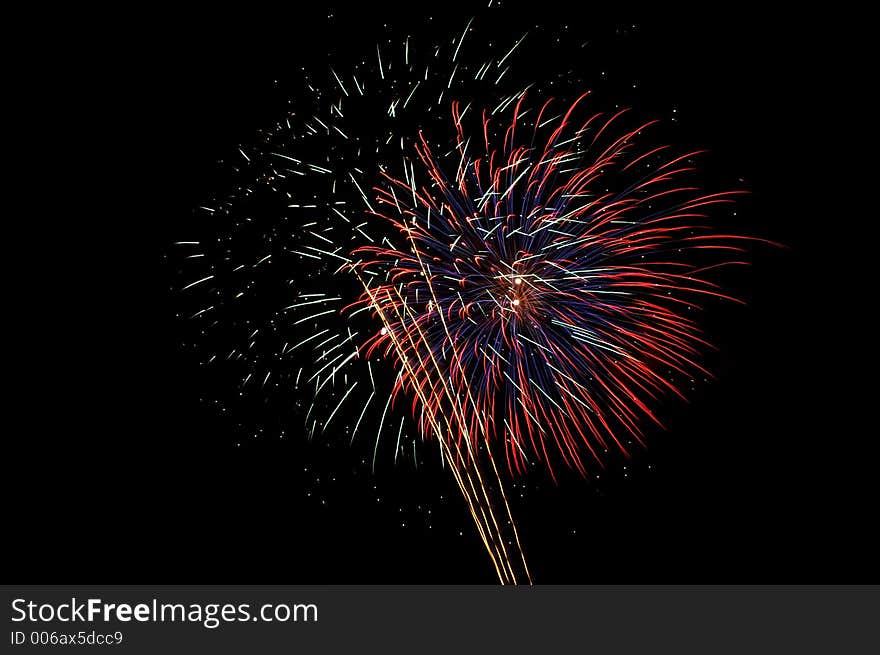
top-left (509, 274), bottom-right (525, 311)
top-left (380, 327), bottom-right (388, 335)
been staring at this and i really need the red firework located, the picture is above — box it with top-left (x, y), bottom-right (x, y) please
top-left (347, 92), bottom-right (763, 479)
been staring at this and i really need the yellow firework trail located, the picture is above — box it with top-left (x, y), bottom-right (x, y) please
top-left (354, 246), bottom-right (532, 584)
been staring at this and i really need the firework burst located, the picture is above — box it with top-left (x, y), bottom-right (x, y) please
top-left (349, 93), bottom-right (751, 481)
top-left (175, 11), bottom-right (767, 583)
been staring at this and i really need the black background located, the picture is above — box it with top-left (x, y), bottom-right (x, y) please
top-left (8, 4), bottom-right (873, 583)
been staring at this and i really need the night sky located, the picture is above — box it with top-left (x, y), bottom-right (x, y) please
top-left (9, 4), bottom-right (875, 584)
